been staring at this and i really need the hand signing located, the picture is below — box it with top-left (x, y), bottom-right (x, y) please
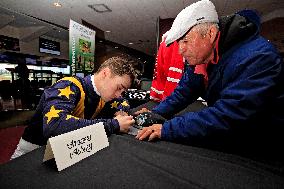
top-left (114, 110), bottom-right (128, 116)
top-left (115, 115), bottom-right (135, 133)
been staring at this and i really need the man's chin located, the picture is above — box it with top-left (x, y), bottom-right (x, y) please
top-left (185, 57), bottom-right (195, 65)
top-left (186, 58), bottom-right (204, 66)
top-left (101, 97), bottom-right (109, 102)
top-left (187, 60), bottom-right (198, 66)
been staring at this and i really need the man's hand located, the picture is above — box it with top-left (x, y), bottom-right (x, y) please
top-left (114, 110), bottom-right (128, 116)
top-left (114, 115), bottom-right (135, 133)
top-left (135, 124), bottom-right (162, 141)
top-left (134, 108), bottom-right (151, 115)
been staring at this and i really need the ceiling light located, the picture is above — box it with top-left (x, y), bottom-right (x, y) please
top-left (53, 2), bottom-right (62, 7)
top-left (99, 40), bottom-right (103, 43)
top-left (105, 30), bottom-right (111, 33)
top-left (114, 46), bottom-right (118, 49)
top-left (128, 42), bottom-right (133, 45)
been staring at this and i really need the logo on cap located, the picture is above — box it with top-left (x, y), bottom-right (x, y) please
top-left (196, 17), bottom-right (205, 21)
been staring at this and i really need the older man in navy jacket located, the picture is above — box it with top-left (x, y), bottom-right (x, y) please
top-left (136, 0), bottom-right (284, 163)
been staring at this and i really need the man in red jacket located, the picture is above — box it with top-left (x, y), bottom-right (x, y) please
top-left (150, 40), bottom-right (184, 102)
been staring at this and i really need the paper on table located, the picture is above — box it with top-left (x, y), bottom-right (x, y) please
top-left (43, 122), bottom-right (109, 171)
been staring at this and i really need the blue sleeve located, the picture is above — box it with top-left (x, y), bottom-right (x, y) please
top-left (42, 80), bottom-right (119, 139)
top-left (152, 66), bottom-right (205, 118)
top-left (161, 52), bottom-right (283, 142)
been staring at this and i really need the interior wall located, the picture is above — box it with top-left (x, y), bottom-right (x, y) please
top-left (158, 18), bottom-right (174, 44)
top-left (261, 18), bottom-right (284, 53)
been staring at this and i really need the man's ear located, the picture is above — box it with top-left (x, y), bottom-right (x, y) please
top-left (208, 26), bottom-right (218, 44)
top-left (101, 67), bottom-right (110, 79)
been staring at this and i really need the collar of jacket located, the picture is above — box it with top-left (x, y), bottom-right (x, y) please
top-left (218, 10), bottom-right (259, 56)
top-left (84, 75), bottom-right (98, 99)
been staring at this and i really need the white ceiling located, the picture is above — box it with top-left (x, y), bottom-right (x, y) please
top-left (0, 0), bottom-right (284, 55)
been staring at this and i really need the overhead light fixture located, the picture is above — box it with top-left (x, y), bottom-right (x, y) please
top-left (99, 40), bottom-right (103, 43)
top-left (88, 4), bottom-right (112, 13)
top-left (53, 2), bottom-right (62, 7)
top-left (128, 42), bottom-right (133, 45)
top-left (114, 46), bottom-right (118, 49)
top-left (105, 30), bottom-right (111, 33)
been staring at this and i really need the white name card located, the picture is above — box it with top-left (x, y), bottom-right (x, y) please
top-left (43, 122), bottom-right (109, 171)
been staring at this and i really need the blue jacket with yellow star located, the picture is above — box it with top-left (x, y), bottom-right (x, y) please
top-left (22, 75), bottom-right (130, 145)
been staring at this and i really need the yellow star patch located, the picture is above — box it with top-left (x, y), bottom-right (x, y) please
top-left (66, 114), bottom-right (79, 120)
top-left (111, 101), bottom-right (119, 108)
top-left (58, 86), bottom-right (75, 99)
top-left (45, 105), bottom-right (63, 124)
top-left (121, 101), bottom-right (129, 107)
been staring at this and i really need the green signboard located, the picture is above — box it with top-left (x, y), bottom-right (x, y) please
top-left (69, 20), bottom-right (96, 75)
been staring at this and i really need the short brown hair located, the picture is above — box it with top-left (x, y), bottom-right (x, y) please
top-left (97, 56), bottom-right (136, 82)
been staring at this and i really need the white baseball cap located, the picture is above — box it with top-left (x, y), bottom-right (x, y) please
top-left (165, 0), bottom-right (219, 46)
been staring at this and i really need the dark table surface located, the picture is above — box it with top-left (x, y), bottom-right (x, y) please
top-left (1, 134), bottom-right (284, 189)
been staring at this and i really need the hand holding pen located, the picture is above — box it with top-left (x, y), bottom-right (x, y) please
top-left (114, 109), bottom-right (128, 116)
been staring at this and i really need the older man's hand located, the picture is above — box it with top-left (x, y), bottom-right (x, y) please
top-left (135, 124), bottom-right (162, 141)
top-left (133, 107), bottom-right (151, 115)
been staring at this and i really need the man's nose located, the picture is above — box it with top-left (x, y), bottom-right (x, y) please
top-left (115, 92), bottom-right (122, 98)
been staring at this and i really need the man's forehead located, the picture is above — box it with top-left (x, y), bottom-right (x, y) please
top-left (179, 28), bottom-right (196, 40)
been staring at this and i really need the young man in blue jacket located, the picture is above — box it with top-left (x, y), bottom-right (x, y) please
top-left (136, 0), bottom-right (284, 162)
top-left (12, 56), bottom-right (136, 159)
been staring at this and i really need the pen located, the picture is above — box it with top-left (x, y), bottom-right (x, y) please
top-left (119, 109), bottom-right (123, 116)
